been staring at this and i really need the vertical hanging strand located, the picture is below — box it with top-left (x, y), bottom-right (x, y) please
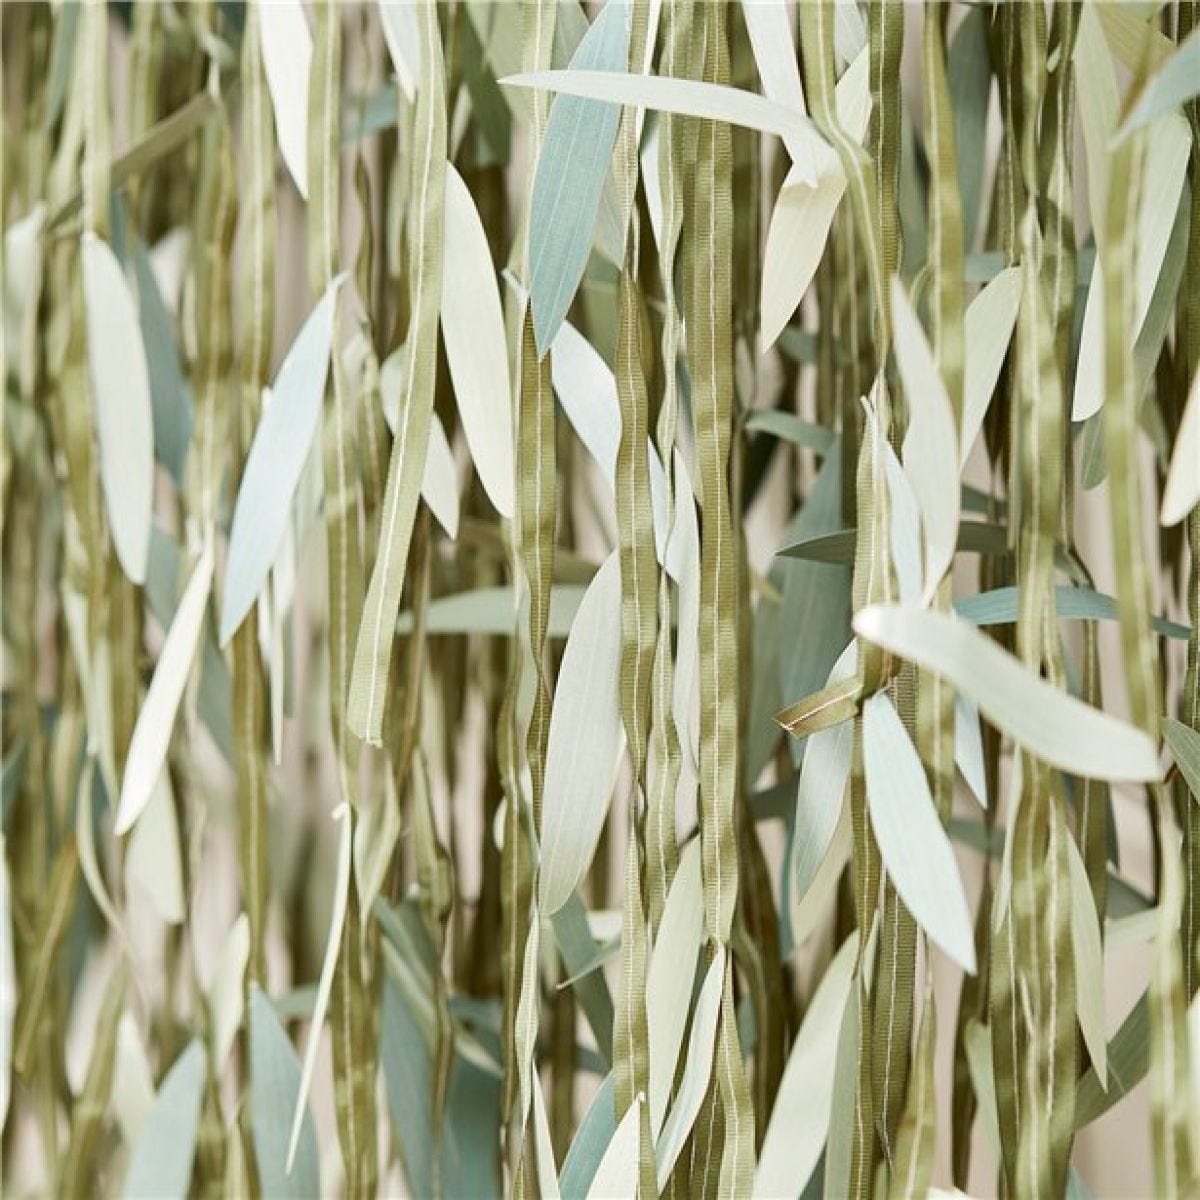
top-left (234, 0), bottom-right (274, 991)
top-left (307, 4), bottom-right (378, 1196)
top-left (347, 0), bottom-right (446, 746)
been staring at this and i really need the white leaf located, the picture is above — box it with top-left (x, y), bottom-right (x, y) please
top-left (854, 605), bottom-right (1162, 783)
top-left (647, 841), bottom-right (704, 1135)
top-left (257, 0), bottom-right (311, 199)
top-left (82, 232), bottom-right (155, 585)
top-left (377, 0), bottom-right (420, 100)
top-left (113, 1015), bottom-right (155, 1146)
top-left (504, 69), bottom-right (821, 185)
top-left (741, 0), bottom-right (805, 110)
top-left (539, 551), bottom-right (625, 913)
top-left (961, 267), bottom-right (1022, 465)
top-left (441, 164), bottom-right (514, 518)
top-left (532, 1072), bottom-right (562, 1200)
top-left (754, 932), bottom-right (858, 1198)
top-left (892, 277), bottom-right (960, 604)
top-left (882, 438), bottom-right (922, 606)
top-left (220, 276), bottom-right (344, 644)
top-left (863, 692), bottom-right (976, 973)
top-left (955, 695), bottom-right (988, 809)
top-left (116, 543), bottom-right (214, 835)
top-left (654, 947), bottom-right (725, 1190)
top-left (1161, 356), bottom-right (1200, 526)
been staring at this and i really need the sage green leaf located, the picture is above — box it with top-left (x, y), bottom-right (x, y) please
top-left (646, 840), bottom-right (703, 1135)
top-left (1161, 361), bottom-right (1200, 527)
top-left (1076, 992), bottom-right (1149, 1129)
top-left (220, 275), bottom-right (344, 645)
top-left (115, 542), bottom-right (214, 835)
top-left (955, 696), bottom-right (988, 808)
top-left (654, 946), bottom-right (725, 1189)
top-left (891, 277), bottom-right (960, 603)
top-left (743, 410), bottom-right (834, 455)
top-left (1067, 838), bottom-right (1107, 1087)
top-left (122, 1040), bottom-right (206, 1200)
top-left (953, 584), bottom-right (1190, 641)
top-left (257, 0), bottom-right (311, 198)
top-left (0, 835), bottom-right (12, 1127)
top-left (1164, 719), bottom-right (1200, 802)
top-left (960, 267), bottom-right (1022, 465)
top-left (532, 1073), bottom-right (561, 1200)
top-left (561, 1074), bottom-right (616, 1199)
top-left (288, 803), bottom-right (351, 1170)
top-left (528, 0), bottom-right (631, 355)
top-left (854, 605), bottom-right (1162, 783)
top-left (504, 70), bottom-right (821, 184)
top-left (82, 232), bottom-right (155, 585)
top-left (1121, 27), bottom-right (1200, 135)
top-left (420, 413), bottom-right (460, 539)
top-left (587, 1092), bottom-right (643, 1200)
top-left (134, 240), bottom-right (192, 485)
top-left (863, 692), bottom-right (975, 973)
top-left (539, 551), bottom-right (624, 914)
top-left (753, 932), bottom-right (858, 1198)
top-left (441, 164), bottom-right (514, 517)
top-left (249, 985), bottom-right (319, 1200)
top-left (396, 583), bottom-right (588, 638)
top-left (210, 915), bottom-right (249, 1077)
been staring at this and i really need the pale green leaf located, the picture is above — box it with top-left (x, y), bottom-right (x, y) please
top-left (116, 542), bottom-right (214, 834)
top-left (1164, 718), bottom-right (1200, 803)
top-left (220, 275), bottom-right (343, 645)
top-left (1122, 27), bottom-right (1200, 134)
top-left (753, 932), bottom-right (858, 1198)
top-left (1161, 360), bottom-right (1200, 527)
top-left (891, 277), bottom-right (960, 603)
top-left (854, 605), bottom-right (1162, 783)
top-left (863, 693), bottom-right (976, 973)
top-left (122, 1040), bottom-right (206, 1200)
top-left (561, 1074), bottom-right (616, 1199)
top-left (441, 164), bottom-right (514, 517)
top-left (82, 232), bottom-right (155, 585)
top-left (210, 914), bottom-right (250, 1078)
top-left (396, 583), bottom-right (588, 638)
top-left (654, 946), bottom-right (725, 1189)
top-left (539, 551), bottom-right (624, 913)
top-left (249, 986), bottom-right (320, 1200)
top-left (528, 2), bottom-right (631, 355)
top-left (587, 1092), bottom-right (643, 1200)
top-left (504, 70), bottom-right (821, 185)
top-left (377, 0), bottom-right (419, 100)
top-left (126, 774), bottom-right (185, 924)
top-left (961, 267), bottom-right (1022, 465)
top-left (113, 1015), bottom-right (155, 1146)
top-left (1067, 837), bottom-right (1107, 1087)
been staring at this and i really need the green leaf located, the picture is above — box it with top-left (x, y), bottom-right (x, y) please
top-left (560, 1074), bottom-right (616, 1200)
top-left (646, 841), bottom-right (704, 1134)
top-left (115, 543), bottom-right (214, 834)
top-left (539, 551), bottom-right (625, 913)
top-left (396, 583), bottom-right (588, 638)
top-left (753, 932), bottom-right (858, 1198)
top-left (258, 0), bottom-right (311, 198)
top-left (122, 1040), bottom-right (206, 1200)
top-left (854, 605), bottom-right (1162, 783)
top-left (1120, 27), bottom-right (1200, 134)
top-left (377, 0), bottom-right (419, 100)
top-left (863, 693), bottom-right (975, 973)
top-left (1161, 361), bottom-right (1200, 527)
top-left (587, 1092), bottom-right (643, 1200)
top-left (126, 775), bottom-right (185, 923)
top-left (82, 232), bottom-right (155, 585)
top-left (743, 410), bottom-right (834, 456)
top-left (952, 584), bottom-right (1190, 641)
top-left (220, 276), bottom-right (344, 645)
top-left (891, 277), bottom-right (960, 602)
top-left (249, 985), bottom-right (320, 1200)
top-left (441, 164), bottom-right (514, 517)
top-left (961, 267), bottom-right (1022, 465)
top-left (505, 70), bottom-right (822, 185)
top-left (654, 946), bottom-right (725, 1189)
top-left (1067, 838), bottom-right (1107, 1088)
top-left (528, 1), bottom-right (631, 355)
top-left (1076, 992), bottom-right (1149, 1128)
top-left (1164, 718), bottom-right (1200, 802)
top-left (133, 240), bottom-right (192, 485)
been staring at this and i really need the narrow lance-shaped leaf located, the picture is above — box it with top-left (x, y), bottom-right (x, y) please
top-left (540, 551), bottom-right (624, 914)
top-left (257, 0), bottom-right (311, 198)
top-left (116, 542), bottom-right (215, 834)
top-left (854, 604), bottom-right (1162, 783)
top-left (1161, 360), bottom-right (1200, 527)
top-left (863, 692), bottom-right (976, 973)
top-left (220, 275), bottom-right (344, 645)
top-left (82, 232), bottom-right (155, 585)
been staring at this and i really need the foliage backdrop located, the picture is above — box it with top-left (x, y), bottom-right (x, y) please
top-left (3, 0), bottom-right (1200, 1196)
